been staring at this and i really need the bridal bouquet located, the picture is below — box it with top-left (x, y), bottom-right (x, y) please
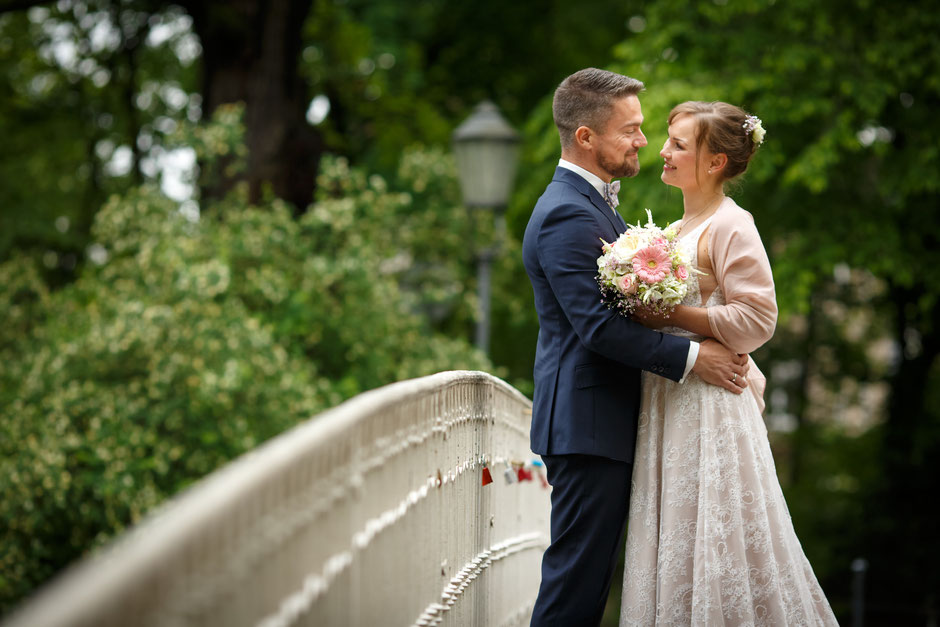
top-left (596, 209), bottom-right (694, 316)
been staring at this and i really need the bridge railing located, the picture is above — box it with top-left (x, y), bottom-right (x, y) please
top-left (3, 371), bottom-right (549, 627)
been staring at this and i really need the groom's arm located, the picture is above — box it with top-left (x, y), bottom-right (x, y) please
top-left (635, 309), bottom-right (747, 392)
top-left (537, 201), bottom-right (689, 381)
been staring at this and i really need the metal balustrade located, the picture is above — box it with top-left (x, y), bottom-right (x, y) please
top-left (3, 371), bottom-right (549, 627)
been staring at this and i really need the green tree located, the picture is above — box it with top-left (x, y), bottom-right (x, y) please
top-left (303, 0), bottom-right (649, 173)
top-left (0, 108), bottom-right (493, 611)
top-left (0, 0), bottom-right (646, 302)
top-left (0, 1), bottom-right (198, 280)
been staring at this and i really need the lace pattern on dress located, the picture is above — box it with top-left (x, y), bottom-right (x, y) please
top-left (619, 218), bottom-right (837, 626)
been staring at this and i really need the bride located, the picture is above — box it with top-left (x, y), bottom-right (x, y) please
top-left (619, 101), bottom-right (838, 625)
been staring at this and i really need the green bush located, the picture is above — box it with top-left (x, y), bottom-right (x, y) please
top-left (0, 135), bottom-right (493, 611)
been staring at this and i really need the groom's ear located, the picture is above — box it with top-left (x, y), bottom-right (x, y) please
top-left (574, 125), bottom-right (593, 150)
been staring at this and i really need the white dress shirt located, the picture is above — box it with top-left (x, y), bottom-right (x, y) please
top-left (557, 159), bottom-right (616, 213)
top-left (557, 158), bottom-right (700, 380)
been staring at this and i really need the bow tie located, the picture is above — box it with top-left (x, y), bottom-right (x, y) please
top-left (603, 180), bottom-right (620, 209)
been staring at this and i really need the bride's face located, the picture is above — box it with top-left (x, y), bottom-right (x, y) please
top-left (660, 114), bottom-right (710, 191)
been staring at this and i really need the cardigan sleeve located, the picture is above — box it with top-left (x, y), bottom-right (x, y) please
top-left (705, 205), bottom-right (778, 355)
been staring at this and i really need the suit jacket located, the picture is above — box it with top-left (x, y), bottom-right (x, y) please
top-left (522, 167), bottom-right (691, 463)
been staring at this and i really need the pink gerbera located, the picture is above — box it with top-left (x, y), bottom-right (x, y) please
top-left (633, 245), bottom-right (671, 283)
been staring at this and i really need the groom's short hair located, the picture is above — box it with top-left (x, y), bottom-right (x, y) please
top-left (553, 68), bottom-right (645, 149)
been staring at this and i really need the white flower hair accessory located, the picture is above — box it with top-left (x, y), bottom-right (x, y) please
top-left (743, 114), bottom-right (766, 145)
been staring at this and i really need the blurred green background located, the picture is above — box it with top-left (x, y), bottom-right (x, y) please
top-left (1, 0), bottom-right (938, 624)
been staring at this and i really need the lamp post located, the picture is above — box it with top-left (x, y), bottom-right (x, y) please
top-left (851, 557), bottom-right (868, 627)
top-left (452, 101), bottom-right (521, 355)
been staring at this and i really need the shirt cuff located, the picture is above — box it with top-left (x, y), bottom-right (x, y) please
top-left (679, 340), bottom-right (699, 383)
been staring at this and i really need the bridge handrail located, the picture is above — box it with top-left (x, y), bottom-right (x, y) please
top-left (3, 370), bottom-right (548, 627)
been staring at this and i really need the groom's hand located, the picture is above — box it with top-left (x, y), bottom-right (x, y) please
top-left (692, 339), bottom-right (749, 393)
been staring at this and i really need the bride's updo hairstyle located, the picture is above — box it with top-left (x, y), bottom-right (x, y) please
top-left (668, 101), bottom-right (760, 181)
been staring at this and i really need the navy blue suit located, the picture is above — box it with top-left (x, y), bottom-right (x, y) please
top-left (522, 167), bottom-right (690, 625)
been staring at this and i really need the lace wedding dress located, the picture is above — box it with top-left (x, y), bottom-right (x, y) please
top-left (619, 218), bottom-right (838, 626)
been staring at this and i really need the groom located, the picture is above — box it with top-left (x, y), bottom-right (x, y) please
top-left (522, 68), bottom-right (749, 626)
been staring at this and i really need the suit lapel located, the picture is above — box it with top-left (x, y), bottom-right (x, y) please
top-left (611, 204), bottom-right (628, 231)
top-left (553, 167), bottom-right (626, 235)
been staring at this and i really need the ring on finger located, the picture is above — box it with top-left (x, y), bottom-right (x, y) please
top-left (732, 373), bottom-right (737, 383)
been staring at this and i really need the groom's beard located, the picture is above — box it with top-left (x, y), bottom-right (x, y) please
top-left (600, 150), bottom-right (640, 179)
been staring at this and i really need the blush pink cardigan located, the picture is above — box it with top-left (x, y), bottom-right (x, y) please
top-left (704, 197), bottom-right (778, 411)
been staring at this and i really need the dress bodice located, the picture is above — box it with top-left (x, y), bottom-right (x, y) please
top-left (659, 218), bottom-right (723, 341)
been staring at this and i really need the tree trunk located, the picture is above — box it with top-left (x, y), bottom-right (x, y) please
top-left (181, 0), bottom-right (322, 211)
top-left (110, 2), bottom-right (145, 186)
top-left (869, 284), bottom-right (940, 615)
top-left (883, 286), bottom-right (938, 475)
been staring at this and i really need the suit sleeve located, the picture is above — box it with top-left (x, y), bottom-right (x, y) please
top-left (537, 201), bottom-right (690, 380)
top-left (705, 211), bottom-right (778, 354)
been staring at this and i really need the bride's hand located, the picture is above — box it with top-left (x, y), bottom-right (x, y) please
top-left (631, 306), bottom-right (671, 329)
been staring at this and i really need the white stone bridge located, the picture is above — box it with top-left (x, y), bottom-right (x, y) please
top-left (3, 372), bottom-right (549, 627)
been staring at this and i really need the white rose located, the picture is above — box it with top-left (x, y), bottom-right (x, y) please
top-left (752, 122), bottom-right (766, 144)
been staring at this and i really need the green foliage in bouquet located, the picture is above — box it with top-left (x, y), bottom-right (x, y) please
top-left (0, 110), bottom-right (491, 612)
